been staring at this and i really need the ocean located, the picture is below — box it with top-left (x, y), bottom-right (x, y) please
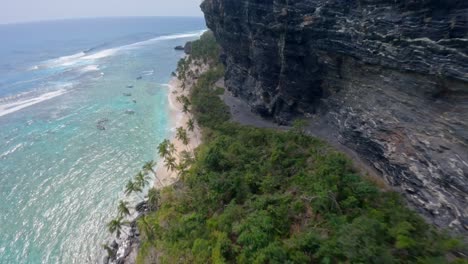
top-left (0, 17), bottom-right (206, 263)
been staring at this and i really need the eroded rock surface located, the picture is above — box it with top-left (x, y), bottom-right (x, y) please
top-left (201, 0), bottom-right (468, 233)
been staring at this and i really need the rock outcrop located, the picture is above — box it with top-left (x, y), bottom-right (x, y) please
top-left (201, 0), bottom-right (468, 233)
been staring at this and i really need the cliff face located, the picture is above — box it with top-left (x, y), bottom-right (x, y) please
top-left (201, 0), bottom-right (468, 233)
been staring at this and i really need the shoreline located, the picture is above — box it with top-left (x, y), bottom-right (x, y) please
top-left (107, 61), bottom-right (205, 264)
top-left (154, 71), bottom-right (202, 188)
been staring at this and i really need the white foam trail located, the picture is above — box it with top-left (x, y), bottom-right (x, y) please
top-left (45, 52), bottom-right (87, 67)
top-left (79, 65), bottom-right (100, 73)
top-left (81, 49), bottom-right (117, 60)
top-left (0, 89), bottom-right (68, 117)
top-left (141, 69), bottom-right (154, 76)
top-left (35, 30), bottom-right (206, 70)
top-left (0, 143), bottom-right (24, 159)
top-left (125, 30), bottom-right (206, 49)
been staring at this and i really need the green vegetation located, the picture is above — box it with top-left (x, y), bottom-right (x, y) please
top-left (135, 32), bottom-right (466, 263)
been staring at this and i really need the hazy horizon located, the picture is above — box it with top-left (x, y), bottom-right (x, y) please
top-left (1, 0), bottom-right (204, 25)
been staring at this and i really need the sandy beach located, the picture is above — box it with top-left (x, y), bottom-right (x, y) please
top-left (154, 72), bottom-right (202, 188)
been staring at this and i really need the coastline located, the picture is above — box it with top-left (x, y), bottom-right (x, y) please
top-left (107, 60), bottom-right (206, 264)
top-left (154, 64), bottom-right (203, 188)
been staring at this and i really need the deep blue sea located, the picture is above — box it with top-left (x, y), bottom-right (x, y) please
top-left (0, 17), bottom-right (205, 263)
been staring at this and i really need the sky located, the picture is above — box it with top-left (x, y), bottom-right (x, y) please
top-left (0, 0), bottom-right (204, 24)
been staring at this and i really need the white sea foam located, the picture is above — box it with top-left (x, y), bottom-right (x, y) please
top-left (79, 65), bottom-right (100, 73)
top-left (35, 30), bottom-right (205, 71)
top-left (0, 89), bottom-right (68, 117)
top-left (45, 52), bottom-right (87, 67)
top-left (0, 143), bottom-right (24, 159)
top-left (141, 69), bottom-right (154, 76)
top-left (124, 30), bottom-right (206, 50)
top-left (81, 48), bottom-right (117, 60)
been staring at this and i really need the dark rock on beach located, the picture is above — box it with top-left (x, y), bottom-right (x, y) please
top-left (202, 0), bottom-right (468, 233)
top-left (135, 201), bottom-right (148, 213)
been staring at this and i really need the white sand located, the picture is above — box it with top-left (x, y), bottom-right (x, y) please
top-left (154, 74), bottom-right (202, 188)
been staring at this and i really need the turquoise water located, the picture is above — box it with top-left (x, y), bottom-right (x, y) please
top-left (0, 17), bottom-right (205, 263)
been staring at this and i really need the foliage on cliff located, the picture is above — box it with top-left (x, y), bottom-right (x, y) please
top-left (137, 32), bottom-right (466, 264)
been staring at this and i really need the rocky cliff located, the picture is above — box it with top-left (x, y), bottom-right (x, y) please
top-left (201, 0), bottom-right (468, 233)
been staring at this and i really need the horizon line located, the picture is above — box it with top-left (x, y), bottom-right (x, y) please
top-left (0, 15), bottom-right (205, 26)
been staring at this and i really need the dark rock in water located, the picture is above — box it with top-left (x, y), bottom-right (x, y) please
top-left (171, 71), bottom-right (177, 77)
top-left (126, 85), bottom-right (134, 89)
top-left (124, 110), bottom-right (135, 115)
top-left (184, 41), bottom-right (192, 54)
top-left (136, 76), bottom-right (143, 80)
top-left (96, 118), bottom-right (109, 131)
top-left (111, 240), bottom-right (118, 249)
top-left (202, 0), bottom-right (468, 233)
top-left (135, 201), bottom-right (148, 213)
top-left (123, 93), bottom-right (132, 97)
top-left (132, 100), bottom-right (137, 104)
top-left (174, 45), bottom-right (185, 51)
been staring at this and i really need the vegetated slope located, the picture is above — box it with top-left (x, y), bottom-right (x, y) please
top-left (136, 32), bottom-right (466, 264)
top-left (201, 0), bottom-right (468, 233)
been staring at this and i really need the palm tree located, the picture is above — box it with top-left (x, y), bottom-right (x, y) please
top-left (168, 142), bottom-right (177, 156)
top-left (157, 139), bottom-right (171, 158)
top-left (147, 188), bottom-right (160, 211)
top-left (125, 180), bottom-right (143, 200)
top-left (177, 150), bottom-right (194, 177)
top-left (134, 171), bottom-right (150, 189)
top-left (180, 150), bottom-right (194, 165)
top-left (117, 200), bottom-right (131, 217)
top-left (142, 161), bottom-right (164, 186)
top-left (164, 156), bottom-right (177, 172)
top-left (176, 127), bottom-right (190, 146)
top-left (182, 103), bottom-right (190, 114)
top-left (107, 216), bottom-right (128, 238)
top-left (186, 118), bottom-right (195, 132)
top-left (101, 243), bottom-right (116, 259)
top-left (138, 215), bottom-right (155, 240)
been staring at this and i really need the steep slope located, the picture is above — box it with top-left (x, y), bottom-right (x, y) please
top-left (201, 0), bottom-right (468, 233)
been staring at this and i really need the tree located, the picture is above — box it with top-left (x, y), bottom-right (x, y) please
top-left (182, 103), bottom-right (190, 114)
top-left (164, 156), bottom-right (177, 172)
top-left (107, 216), bottom-right (128, 238)
top-left (176, 127), bottom-right (190, 146)
top-left (187, 118), bottom-right (195, 132)
top-left (157, 139), bottom-right (171, 159)
top-left (147, 188), bottom-right (161, 211)
top-left (143, 161), bottom-right (164, 186)
top-left (125, 180), bottom-right (143, 199)
top-left (176, 150), bottom-right (194, 178)
top-left (135, 171), bottom-right (150, 189)
top-left (117, 200), bottom-right (131, 217)
top-left (168, 142), bottom-right (177, 156)
top-left (158, 139), bottom-right (177, 159)
top-left (101, 243), bottom-right (116, 259)
top-left (138, 215), bottom-right (155, 240)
